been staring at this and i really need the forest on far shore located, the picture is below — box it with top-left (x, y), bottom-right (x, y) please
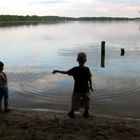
top-left (0, 15), bottom-right (140, 27)
top-left (0, 15), bottom-right (140, 22)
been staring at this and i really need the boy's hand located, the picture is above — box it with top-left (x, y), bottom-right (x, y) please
top-left (52, 70), bottom-right (57, 74)
top-left (90, 87), bottom-right (94, 92)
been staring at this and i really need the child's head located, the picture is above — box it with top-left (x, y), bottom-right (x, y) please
top-left (0, 61), bottom-right (4, 71)
top-left (77, 52), bottom-right (87, 65)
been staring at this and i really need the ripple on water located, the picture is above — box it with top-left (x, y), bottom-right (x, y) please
top-left (6, 58), bottom-right (140, 118)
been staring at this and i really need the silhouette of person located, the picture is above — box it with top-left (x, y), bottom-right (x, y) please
top-left (0, 61), bottom-right (10, 112)
top-left (52, 52), bottom-right (93, 118)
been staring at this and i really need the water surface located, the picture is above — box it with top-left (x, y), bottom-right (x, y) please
top-left (0, 21), bottom-right (140, 118)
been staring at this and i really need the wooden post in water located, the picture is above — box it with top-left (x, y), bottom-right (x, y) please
top-left (101, 41), bottom-right (105, 56)
top-left (101, 41), bottom-right (105, 67)
top-left (121, 48), bottom-right (125, 56)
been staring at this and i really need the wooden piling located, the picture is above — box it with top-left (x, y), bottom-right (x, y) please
top-left (121, 48), bottom-right (125, 56)
top-left (101, 41), bottom-right (105, 56)
top-left (101, 41), bottom-right (105, 67)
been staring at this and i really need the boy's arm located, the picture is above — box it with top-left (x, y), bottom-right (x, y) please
top-left (0, 72), bottom-right (7, 82)
top-left (52, 70), bottom-right (68, 74)
top-left (89, 77), bottom-right (93, 92)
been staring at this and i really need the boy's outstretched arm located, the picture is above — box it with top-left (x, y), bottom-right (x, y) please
top-left (52, 70), bottom-right (68, 74)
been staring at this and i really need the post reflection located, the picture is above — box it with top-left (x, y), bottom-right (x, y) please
top-left (101, 53), bottom-right (105, 67)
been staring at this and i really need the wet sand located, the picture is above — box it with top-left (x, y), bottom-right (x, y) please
top-left (0, 109), bottom-right (140, 140)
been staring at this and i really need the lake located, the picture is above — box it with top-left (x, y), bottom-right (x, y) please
top-left (0, 20), bottom-right (140, 118)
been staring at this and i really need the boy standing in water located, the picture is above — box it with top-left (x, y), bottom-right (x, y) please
top-left (53, 52), bottom-right (93, 118)
top-left (0, 61), bottom-right (10, 112)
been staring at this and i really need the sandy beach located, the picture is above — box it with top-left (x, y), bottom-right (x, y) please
top-left (0, 109), bottom-right (140, 140)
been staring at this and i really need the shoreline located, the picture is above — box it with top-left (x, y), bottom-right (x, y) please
top-left (11, 107), bottom-right (140, 121)
top-left (0, 108), bottom-right (140, 140)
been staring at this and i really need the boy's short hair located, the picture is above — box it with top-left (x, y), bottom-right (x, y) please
top-left (0, 61), bottom-right (4, 67)
top-left (77, 52), bottom-right (87, 62)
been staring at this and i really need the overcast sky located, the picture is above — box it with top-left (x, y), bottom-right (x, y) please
top-left (0, 0), bottom-right (140, 17)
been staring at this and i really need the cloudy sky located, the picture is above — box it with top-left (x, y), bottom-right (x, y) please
top-left (0, 0), bottom-right (140, 17)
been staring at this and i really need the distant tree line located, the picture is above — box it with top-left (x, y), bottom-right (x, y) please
top-left (0, 15), bottom-right (75, 22)
top-left (78, 17), bottom-right (140, 21)
top-left (0, 15), bottom-right (140, 27)
top-left (0, 15), bottom-right (76, 27)
top-left (0, 15), bottom-right (140, 22)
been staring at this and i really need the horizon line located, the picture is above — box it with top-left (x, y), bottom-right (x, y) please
top-left (0, 14), bottom-right (140, 19)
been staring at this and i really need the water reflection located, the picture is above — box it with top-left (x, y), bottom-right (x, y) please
top-left (0, 21), bottom-right (38, 28)
top-left (101, 54), bottom-right (105, 67)
top-left (0, 21), bottom-right (70, 28)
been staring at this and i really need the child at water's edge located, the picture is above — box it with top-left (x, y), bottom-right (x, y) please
top-left (52, 52), bottom-right (93, 118)
top-left (0, 61), bottom-right (10, 112)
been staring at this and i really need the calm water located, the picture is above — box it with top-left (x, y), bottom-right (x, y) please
top-left (0, 21), bottom-right (140, 118)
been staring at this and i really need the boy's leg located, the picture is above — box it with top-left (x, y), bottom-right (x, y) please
top-left (71, 92), bottom-right (81, 111)
top-left (80, 97), bottom-right (84, 108)
top-left (68, 93), bottom-right (81, 118)
top-left (0, 93), bottom-right (3, 111)
top-left (83, 92), bottom-right (91, 118)
top-left (3, 88), bottom-right (10, 112)
top-left (67, 111), bottom-right (75, 118)
top-left (0, 88), bottom-right (4, 111)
